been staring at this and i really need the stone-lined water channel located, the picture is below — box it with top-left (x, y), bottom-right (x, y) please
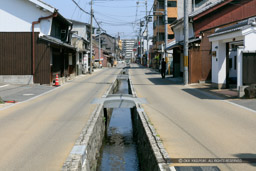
top-left (62, 69), bottom-right (170, 171)
top-left (97, 79), bottom-right (140, 171)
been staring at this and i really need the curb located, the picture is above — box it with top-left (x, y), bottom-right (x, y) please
top-left (129, 77), bottom-right (173, 171)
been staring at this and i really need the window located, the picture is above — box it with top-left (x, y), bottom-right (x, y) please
top-left (168, 34), bottom-right (174, 39)
top-left (229, 58), bottom-right (232, 69)
top-left (158, 33), bottom-right (165, 41)
top-left (168, 17), bottom-right (177, 24)
top-left (157, 16), bottom-right (164, 25)
top-left (195, 0), bottom-right (207, 7)
top-left (158, 0), bottom-right (164, 9)
top-left (234, 56), bottom-right (237, 70)
top-left (168, 1), bottom-right (177, 7)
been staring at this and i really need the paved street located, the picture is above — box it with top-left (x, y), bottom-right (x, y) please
top-left (0, 68), bottom-right (121, 171)
top-left (129, 64), bottom-right (256, 171)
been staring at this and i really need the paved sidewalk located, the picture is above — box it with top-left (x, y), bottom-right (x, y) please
top-left (151, 68), bottom-right (256, 112)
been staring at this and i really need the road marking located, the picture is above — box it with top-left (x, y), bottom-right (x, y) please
top-left (0, 87), bottom-right (58, 111)
top-left (187, 86), bottom-right (256, 113)
top-left (170, 166), bottom-right (176, 171)
top-left (0, 84), bottom-right (9, 88)
top-left (224, 100), bottom-right (256, 113)
top-left (23, 94), bottom-right (34, 96)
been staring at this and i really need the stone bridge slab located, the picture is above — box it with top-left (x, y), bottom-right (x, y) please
top-left (92, 94), bottom-right (147, 108)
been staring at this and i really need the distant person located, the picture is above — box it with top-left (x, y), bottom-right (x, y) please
top-left (161, 58), bottom-right (166, 79)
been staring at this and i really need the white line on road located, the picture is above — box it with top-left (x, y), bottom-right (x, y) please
top-left (0, 87), bottom-right (58, 111)
top-left (23, 94), bottom-right (35, 96)
top-left (0, 84), bottom-right (9, 88)
top-left (187, 86), bottom-right (256, 113)
top-left (0, 70), bottom-right (104, 111)
top-left (224, 100), bottom-right (256, 113)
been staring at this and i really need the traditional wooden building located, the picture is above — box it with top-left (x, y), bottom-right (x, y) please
top-left (190, 0), bottom-right (256, 86)
top-left (168, 0), bottom-right (256, 84)
top-left (0, 0), bottom-right (76, 85)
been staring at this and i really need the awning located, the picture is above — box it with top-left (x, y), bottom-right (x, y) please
top-left (40, 35), bottom-right (76, 49)
top-left (166, 38), bottom-right (201, 50)
top-left (166, 42), bottom-right (182, 50)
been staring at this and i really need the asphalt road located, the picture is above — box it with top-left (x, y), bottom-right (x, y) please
top-left (0, 67), bottom-right (121, 171)
top-left (129, 64), bottom-right (256, 171)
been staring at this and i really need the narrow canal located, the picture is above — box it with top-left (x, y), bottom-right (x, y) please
top-left (97, 79), bottom-right (140, 171)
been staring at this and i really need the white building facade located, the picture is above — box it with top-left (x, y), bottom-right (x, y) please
top-left (209, 18), bottom-right (256, 95)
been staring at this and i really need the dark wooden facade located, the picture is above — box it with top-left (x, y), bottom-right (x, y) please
top-left (0, 32), bottom-right (51, 84)
top-left (243, 53), bottom-right (256, 85)
top-left (0, 32), bottom-right (76, 85)
top-left (189, 46), bottom-right (202, 83)
top-left (35, 35), bottom-right (51, 84)
top-left (0, 32), bottom-right (33, 75)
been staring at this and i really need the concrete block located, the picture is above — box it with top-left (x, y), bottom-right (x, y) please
top-left (0, 75), bottom-right (33, 84)
top-left (239, 86), bottom-right (248, 98)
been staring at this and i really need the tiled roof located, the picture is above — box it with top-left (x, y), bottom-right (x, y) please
top-left (27, 0), bottom-right (55, 13)
top-left (189, 0), bottom-right (225, 17)
top-left (208, 17), bottom-right (256, 37)
top-left (40, 35), bottom-right (75, 49)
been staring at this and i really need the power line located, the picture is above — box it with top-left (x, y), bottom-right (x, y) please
top-left (71, 0), bottom-right (90, 15)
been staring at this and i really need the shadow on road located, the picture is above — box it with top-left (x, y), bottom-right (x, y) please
top-left (234, 153), bottom-right (256, 167)
top-left (145, 72), bottom-right (159, 75)
top-left (147, 77), bottom-right (183, 85)
top-left (182, 88), bottom-right (224, 100)
top-left (148, 77), bottom-right (173, 85)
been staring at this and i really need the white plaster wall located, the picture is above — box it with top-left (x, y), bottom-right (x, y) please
top-left (177, 0), bottom-right (193, 19)
top-left (244, 28), bottom-right (256, 51)
top-left (72, 24), bottom-right (87, 39)
top-left (211, 41), bottom-right (219, 84)
top-left (217, 41), bottom-right (227, 84)
top-left (173, 22), bottom-right (194, 42)
top-left (237, 47), bottom-right (244, 88)
top-left (211, 40), bottom-right (227, 85)
top-left (0, 0), bottom-right (52, 35)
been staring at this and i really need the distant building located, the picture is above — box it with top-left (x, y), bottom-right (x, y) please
top-left (153, 0), bottom-right (219, 52)
top-left (122, 39), bottom-right (136, 60)
top-left (69, 19), bottom-right (91, 75)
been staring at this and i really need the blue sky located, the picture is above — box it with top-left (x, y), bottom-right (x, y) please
top-left (43, 0), bottom-right (154, 39)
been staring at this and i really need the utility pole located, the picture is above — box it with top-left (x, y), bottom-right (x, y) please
top-left (146, 0), bottom-right (149, 67)
top-left (98, 31), bottom-right (101, 62)
top-left (140, 29), bottom-right (143, 65)
top-left (89, 0), bottom-right (93, 74)
top-left (164, 0), bottom-right (168, 62)
top-left (184, 0), bottom-right (189, 85)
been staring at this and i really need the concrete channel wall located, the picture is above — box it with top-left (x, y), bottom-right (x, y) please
top-left (62, 78), bottom-right (118, 171)
top-left (129, 79), bottom-right (171, 171)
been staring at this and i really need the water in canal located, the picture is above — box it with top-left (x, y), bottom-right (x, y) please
top-left (97, 79), bottom-right (140, 171)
